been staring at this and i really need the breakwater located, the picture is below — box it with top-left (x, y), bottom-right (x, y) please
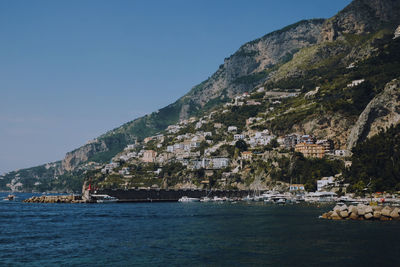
top-left (23, 195), bottom-right (83, 203)
top-left (321, 204), bottom-right (400, 221)
top-left (96, 188), bottom-right (253, 202)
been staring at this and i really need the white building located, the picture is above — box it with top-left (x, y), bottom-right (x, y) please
top-left (234, 134), bottom-right (245, 140)
top-left (212, 158), bottom-right (230, 169)
top-left (347, 79), bottom-right (365, 88)
top-left (335, 150), bottom-right (351, 157)
top-left (317, 177), bottom-right (335, 191)
top-left (228, 126), bottom-right (238, 132)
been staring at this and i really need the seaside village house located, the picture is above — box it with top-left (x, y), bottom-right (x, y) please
top-left (241, 151), bottom-right (253, 160)
top-left (295, 143), bottom-right (325, 158)
top-left (317, 176), bottom-right (336, 191)
top-left (289, 184), bottom-right (305, 192)
top-left (142, 150), bottom-right (157, 163)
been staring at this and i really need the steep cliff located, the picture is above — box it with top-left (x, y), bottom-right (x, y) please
top-left (320, 0), bottom-right (400, 42)
top-left (347, 78), bottom-right (400, 149)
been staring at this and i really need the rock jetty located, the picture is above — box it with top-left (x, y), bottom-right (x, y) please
top-left (321, 204), bottom-right (400, 221)
top-left (23, 195), bottom-right (85, 203)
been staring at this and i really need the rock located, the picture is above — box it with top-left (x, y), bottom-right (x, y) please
top-left (381, 206), bottom-right (392, 217)
top-left (364, 213), bottom-right (373, 220)
top-left (349, 206), bottom-right (358, 215)
top-left (373, 211), bottom-right (382, 219)
top-left (357, 206), bottom-right (366, 216)
top-left (348, 79), bottom-right (400, 149)
top-left (390, 208), bottom-right (400, 219)
top-left (372, 206), bottom-right (383, 211)
top-left (333, 205), bottom-right (342, 213)
top-left (349, 212), bottom-right (359, 220)
top-left (331, 211), bottom-right (342, 220)
top-left (340, 211), bottom-right (349, 218)
top-left (321, 213), bottom-right (329, 219)
top-left (340, 205), bottom-right (348, 211)
top-left (365, 206), bottom-right (373, 214)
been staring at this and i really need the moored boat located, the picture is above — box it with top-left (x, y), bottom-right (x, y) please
top-left (178, 196), bottom-right (200, 202)
top-left (3, 194), bottom-right (16, 201)
top-left (92, 194), bottom-right (118, 203)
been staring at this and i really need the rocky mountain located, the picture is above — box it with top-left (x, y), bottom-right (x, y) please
top-left (347, 78), bottom-right (400, 149)
top-left (320, 0), bottom-right (400, 42)
top-left (2, 0), bottom-right (400, 192)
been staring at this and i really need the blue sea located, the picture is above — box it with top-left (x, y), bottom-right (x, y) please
top-left (1, 193), bottom-right (400, 266)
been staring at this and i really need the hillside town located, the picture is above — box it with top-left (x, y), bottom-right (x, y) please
top-left (88, 87), bottom-right (355, 195)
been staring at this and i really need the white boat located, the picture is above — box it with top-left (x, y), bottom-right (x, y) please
top-left (200, 197), bottom-right (211, 202)
top-left (92, 194), bottom-right (118, 203)
top-left (305, 192), bottom-right (337, 203)
top-left (276, 198), bottom-right (286, 205)
top-left (242, 195), bottom-right (254, 201)
top-left (178, 196), bottom-right (200, 202)
top-left (212, 196), bottom-right (224, 202)
top-left (3, 194), bottom-right (15, 201)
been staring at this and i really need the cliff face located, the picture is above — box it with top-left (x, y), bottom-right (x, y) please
top-left (320, 0), bottom-right (400, 42)
top-left (347, 78), bottom-right (400, 149)
top-left (179, 19), bottom-right (324, 117)
top-left (61, 140), bottom-right (108, 172)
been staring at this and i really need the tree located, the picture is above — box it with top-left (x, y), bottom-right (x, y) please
top-left (235, 140), bottom-right (248, 152)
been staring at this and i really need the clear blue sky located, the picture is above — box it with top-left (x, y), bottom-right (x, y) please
top-left (0, 0), bottom-right (352, 173)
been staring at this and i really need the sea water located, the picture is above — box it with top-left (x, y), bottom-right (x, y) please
top-left (1, 193), bottom-right (400, 266)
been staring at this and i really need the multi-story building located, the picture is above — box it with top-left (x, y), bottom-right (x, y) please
top-left (316, 139), bottom-right (334, 154)
top-left (295, 143), bottom-right (325, 158)
top-left (284, 134), bottom-right (300, 149)
top-left (142, 150), bottom-right (157, 163)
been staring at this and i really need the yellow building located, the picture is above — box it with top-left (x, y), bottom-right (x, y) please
top-left (295, 143), bottom-right (325, 158)
top-left (142, 150), bottom-right (157, 163)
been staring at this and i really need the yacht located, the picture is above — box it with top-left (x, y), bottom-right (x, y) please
top-left (178, 196), bottom-right (200, 202)
top-left (92, 194), bottom-right (118, 203)
top-left (200, 197), bottom-right (211, 202)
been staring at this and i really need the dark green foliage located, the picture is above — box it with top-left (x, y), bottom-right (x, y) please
top-left (235, 140), bottom-right (248, 152)
top-left (345, 124), bottom-right (400, 193)
top-left (270, 153), bottom-right (344, 191)
top-left (214, 105), bottom-right (264, 130)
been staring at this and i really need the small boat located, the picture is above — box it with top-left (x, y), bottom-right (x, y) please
top-left (276, 198), bottom-right (286, 205)
top-left (178, 196), bottom-right (200, 202)
top-left (3, 194), bottom-right (15, 201)
top-left (200, 197), bottom-right (211, 202)
top-left (242, 195), bottom-right (253, 201)
top-left (92, 194), bottom-right (118, 203)
top-left (212, 196), bottom-right (224, 202)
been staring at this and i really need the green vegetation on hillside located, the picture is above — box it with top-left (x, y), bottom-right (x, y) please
top-left (346, 124), bottom-right (400, 193)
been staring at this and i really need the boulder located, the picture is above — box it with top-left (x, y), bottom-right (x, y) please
top-left (365, 206), bottom-right (373, 214)
top-left (349, 212), bottom-right (359, 220)
top-left (331, 211), bottom-right (342, 220)
top-left (372, 206), bottom-right (383, 211)
top-left (333, 205), bottom-right (342, 213)
top-left (357, 206), bottom-right (366, 215)
top-left (340, 211), bottom-right (349, 218)
top-left (321, 213), bottom-right (329, 219)
top-left (390, 208), bottom-right (400, 219)
top-left (381, 206), bottom-right (392, 217)
top-left (340, 205), bottom-right (348, 211)
top-left (349, 206), bottom-right (358, 215)
top-left (364, 213), bottom-right (373, 220)
top-left (373, 211), bottom-right (382, 219)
